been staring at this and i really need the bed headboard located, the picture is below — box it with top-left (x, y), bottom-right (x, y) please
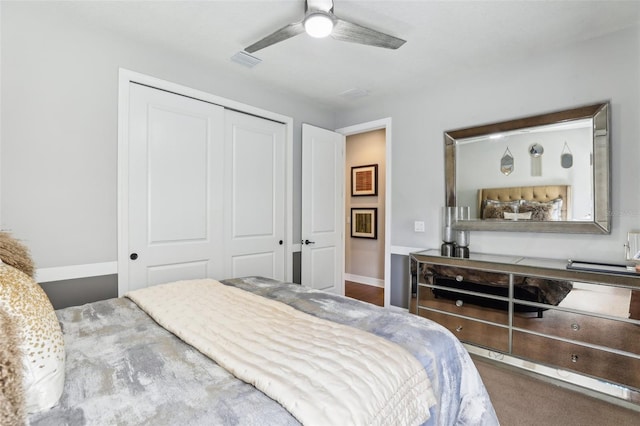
top-left (477, 185), bottom-right (571, 220)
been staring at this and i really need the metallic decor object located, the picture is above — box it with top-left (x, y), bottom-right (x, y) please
top-left (444, 102), bottom-right (611, 234)
top-left (245, 0), bottom-right (406, 53)
top-left (455, 206), bottom-right (470, 258)
top-left (561, 141), bottom-right (573, 168)
top-left (625, 231), bottom-right (640, 262)
top-left (500, 147), bottom-right (514, 175)
top-left (529, 143), bottom-right (544, 176)
top-left (442, 206), bottom-right (456, 243)
top-left (441, 206), bottom-right (457, 257)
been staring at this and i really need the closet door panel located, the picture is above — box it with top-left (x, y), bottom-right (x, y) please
top-left (126, 83), bottom-right (225, 292)
top-left (224, 110), bottom-right (286, 280)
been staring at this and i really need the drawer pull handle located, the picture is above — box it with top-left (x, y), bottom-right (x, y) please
top-left (571, 323), bottom-right (580, 331)
top-left (455, 326), bottom-right (463, 332)
top-left (455, 275), bottom-right (464, 282)
top-left (570, 354), bottom-right (579, 363)
top-left (455, 300), bottom-right (464, 307)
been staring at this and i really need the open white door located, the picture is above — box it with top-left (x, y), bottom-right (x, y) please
top-left (301, 124), bottom-right (344, 293)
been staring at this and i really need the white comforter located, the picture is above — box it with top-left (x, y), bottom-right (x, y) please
top-left (126, 279), bottom-right (436, 426)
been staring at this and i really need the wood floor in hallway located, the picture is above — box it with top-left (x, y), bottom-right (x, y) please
top-left (344, 281), bottom-right (384, 307)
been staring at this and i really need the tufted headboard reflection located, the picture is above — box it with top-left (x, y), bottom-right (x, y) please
top-left (477, 185), bottom-right (571, 220)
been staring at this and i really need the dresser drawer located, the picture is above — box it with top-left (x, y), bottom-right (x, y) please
top-left (514, 307), bottom-right (640, 355)
top-left (418, 285), bottom-right (509, 325)
top-left (418, 309), bottom-right (509, 352)
top-left (512, 331), bottom-right (640, 390)
top-left (424, 265), bottom-right (512, 286)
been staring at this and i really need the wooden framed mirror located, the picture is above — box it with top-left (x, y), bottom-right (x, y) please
top-left (444, 102), bottom-right (610, 234)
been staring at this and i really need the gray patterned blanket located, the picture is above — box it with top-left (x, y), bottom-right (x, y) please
top-left (28, 277), bottom-right (498, 426)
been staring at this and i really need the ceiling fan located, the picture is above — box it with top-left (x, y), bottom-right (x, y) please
top-left (244, 0), bottom-right (406, 54)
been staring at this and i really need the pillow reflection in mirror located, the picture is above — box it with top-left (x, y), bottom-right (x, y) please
top-left (481, 200), bottom-right (519, 219)
top-left (519, 198), bottom-right (563, 221)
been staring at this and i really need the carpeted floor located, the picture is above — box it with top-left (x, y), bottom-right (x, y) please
top-left (473, 356), bottom-right (639, 425)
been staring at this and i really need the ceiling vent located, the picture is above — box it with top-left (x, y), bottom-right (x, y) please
top-left (339, 88), bottom-right (370, 100)
top-left (231, 51), bottom-right (262, 68)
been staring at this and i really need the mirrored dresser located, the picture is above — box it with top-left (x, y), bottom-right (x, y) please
top-left (410, 249), bottom-right (640, 405)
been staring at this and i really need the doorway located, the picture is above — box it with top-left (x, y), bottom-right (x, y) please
top-left (337, 119), bottom-right (391, 307)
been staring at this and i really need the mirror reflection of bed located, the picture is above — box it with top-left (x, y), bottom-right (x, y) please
top-left (477, 185), bottom-right (571, 221)
top-left (514, 280), bottom-right (637, 321)
top-left (418, 263), bottom-right (639, 354)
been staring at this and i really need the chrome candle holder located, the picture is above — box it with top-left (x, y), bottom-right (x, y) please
top-left (454, 206), bottom-right (470, 258)
top-left (441, 206), bottom-right (457, 257)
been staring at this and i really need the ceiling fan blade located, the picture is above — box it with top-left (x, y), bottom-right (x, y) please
top-left (331, 18), bottom-right (406, 50)
top-left (245, 21), bottom-right (305, 53)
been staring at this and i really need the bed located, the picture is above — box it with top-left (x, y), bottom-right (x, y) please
top-left (10, 274), bottom-right (499, 426)
top-left (478, 184), bottom-right (571, 221)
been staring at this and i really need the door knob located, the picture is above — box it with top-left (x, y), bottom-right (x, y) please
top-left (130, 253), bottom-right (138, 260)
top-left (304, 239), bottom-right (315, 245)
top-left (279, 240), bottom-right (283, 245)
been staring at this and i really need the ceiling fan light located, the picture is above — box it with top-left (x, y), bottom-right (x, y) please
top-left (304, 12), bottom-right (334, 38)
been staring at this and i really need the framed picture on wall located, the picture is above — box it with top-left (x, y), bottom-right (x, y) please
top-left (351, 164), bottom-right (378, 196)
top-left (351, 208), bottom-right (377, 239)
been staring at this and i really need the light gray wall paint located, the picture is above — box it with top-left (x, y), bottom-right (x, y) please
top-left (335, 26), bottom-right (640, 264)
top-left (1, 3), bottom-right (334, 269)
top-left (2, 3), bottom-right (639, 304)
top-left (390, 254), bottom-right (410, 309)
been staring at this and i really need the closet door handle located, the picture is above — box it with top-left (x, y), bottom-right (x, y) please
top-left (303, 239), bottom-right (316, 245)
top-left (130, 253), bottom-right (138, 260)
top-left (279, 240), bottom-right (283, 245)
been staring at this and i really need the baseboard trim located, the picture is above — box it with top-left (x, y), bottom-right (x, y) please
top-left (345, 273), bottom-right (384, 288)
top-left (36, 262), bottom-right (118, 283)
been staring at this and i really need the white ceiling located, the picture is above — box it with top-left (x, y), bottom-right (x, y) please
top-left (54, 0), bottom-right (639, 109)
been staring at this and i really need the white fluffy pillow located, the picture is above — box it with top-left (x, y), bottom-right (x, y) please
top-left (0, 263), bottom-right (65, 413)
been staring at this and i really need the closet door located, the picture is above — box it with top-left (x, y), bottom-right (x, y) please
top-left (224, 110), bottom-right (286, 280)
top-left (125, 83), bottom-right (225, 292)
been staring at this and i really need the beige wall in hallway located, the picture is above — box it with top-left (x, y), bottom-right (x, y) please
top-left (345, 129), bottom-right (385, 281)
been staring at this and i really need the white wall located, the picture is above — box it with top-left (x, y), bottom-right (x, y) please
top-left (335, 25), bottom-right (640, 264)
top-left (1, 3), bottom-right (334, 268)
